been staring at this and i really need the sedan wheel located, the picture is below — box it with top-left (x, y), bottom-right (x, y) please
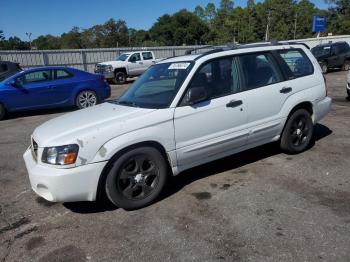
top-left (321, 62), bottom-right (328, 74)
top-left (76, 90), bottom-right (97, 109)
top-left (105, 147), bottom-right (168, 210)
top-left (342, 60), bottom-right (350, 71)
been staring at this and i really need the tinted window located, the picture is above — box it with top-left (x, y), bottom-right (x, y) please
top-left (129, 53), bottom-right (141, 62)
top-left (239, 53), bottom-right (282, 90)
top-left (188, 57), bottom-right (241, 100)
top-left (339, 43), bottom-right (350, 53)
top-left (0, 64), bottom-right (8, 73)
top-left (55, 69), bottom-right (72, 79)
top-left (17, 70), bottom-right (51, 84)
top-left (142, 52), bottom-right (153, 60)
top-left (278, 49), bottom-right (313, 78)
top-left (311, 46), bottom-right (331, 56)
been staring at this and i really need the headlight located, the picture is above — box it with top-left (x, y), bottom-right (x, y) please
top-left (42, 144), bottom-right (79, 165)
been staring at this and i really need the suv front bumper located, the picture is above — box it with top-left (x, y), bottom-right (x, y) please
top-left (23, 148), bottom-right (107, 202)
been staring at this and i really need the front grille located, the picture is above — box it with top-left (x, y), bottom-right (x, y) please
top-left (31, 138), bottom-right (38, 161)
top-left (95, 64), bottom-right (106, 73)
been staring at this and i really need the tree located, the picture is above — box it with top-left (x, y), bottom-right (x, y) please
top-left (60, 27), bottom-right (84, 49)
top-left (32, 35), bottom-right (61, 49)
top-left (194, 5), bottom-right (206, 20)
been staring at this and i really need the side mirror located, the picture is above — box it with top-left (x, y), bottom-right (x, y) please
top-left (185, 86), bottom-right (207, 105)
top-left (129, 57), bottom-right (136, 63)
top-left (10, 80), bottom-right (20, 88)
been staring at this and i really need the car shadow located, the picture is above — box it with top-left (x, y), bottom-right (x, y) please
top-left (64, 123), bottom-right (332, 213)
top-left (4, 106), bottom-right (76, 120)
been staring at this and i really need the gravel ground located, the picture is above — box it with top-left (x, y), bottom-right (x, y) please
top-left (0, 72), bottom-right (349, 262)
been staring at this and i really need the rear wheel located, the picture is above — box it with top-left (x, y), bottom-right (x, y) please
top-left (280, 109), bottom-right (313, 154)
top-left (0, 103), bottom-right (5, 120)
top-left (75, 90), bottom-right (97, 109)
top-left (105, 147), bottom-right (168, 210)
top-left (342, 60), bottom-right (350, 71)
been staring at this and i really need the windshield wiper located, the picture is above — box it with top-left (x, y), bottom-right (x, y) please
top-left (117, 100), bottom-right (139, 107)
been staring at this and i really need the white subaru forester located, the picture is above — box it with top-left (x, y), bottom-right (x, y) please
top-left (24, 43), bottom-right (332, 209)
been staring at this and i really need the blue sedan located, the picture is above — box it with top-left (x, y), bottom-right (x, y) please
top-left (0, 66), bottom-right (111, 119)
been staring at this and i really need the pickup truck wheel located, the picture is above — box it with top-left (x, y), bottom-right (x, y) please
top-left (75, 90), bottom-right (97, 109)
top-left (342, 60), bottom-right (350, 71)
top-left (113, 71), bottom-right (126, 85)
top-left (280, 109), bottom-right (313, 154)
top-left (105, 147), bottom-right (168, 210)
top-left (0, 103), bottom-right (6, 120)
top-left (320, 62), bottom-right (328, 74)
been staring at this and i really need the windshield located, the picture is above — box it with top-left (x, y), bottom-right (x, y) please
top-left (116, 54), bottom-right (130, 61)
top-left (115, 62), bottom-right (194, 109)
top-left (311, 46), bottom-right (331, 57)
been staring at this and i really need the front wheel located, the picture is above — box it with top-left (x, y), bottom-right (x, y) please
top-left (280, 109), bottom-right (314, 154)
top-left (342, 60), bottom-right (350, 71)
top-left (105, 147), bottom-right (168, 210)
top-left (75, 90), bottom-right (97, 109)
top-left (112, 71), bottom-right (127, 85)
top-left (320, 62), bottom-right (328, 74)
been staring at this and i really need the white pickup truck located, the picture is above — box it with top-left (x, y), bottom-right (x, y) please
top-left (95, 51), bottom-right (163, 84)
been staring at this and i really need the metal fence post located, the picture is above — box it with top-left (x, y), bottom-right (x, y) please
top-left (81, 50), bottom-right (87, 71)
top-left (41, 52), bottom-right (48, 66)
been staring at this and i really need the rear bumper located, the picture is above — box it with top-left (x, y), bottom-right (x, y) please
top-left (23, 148), bottom-right (107, 202)
top-left (314, 96), bottom-right (332, 122)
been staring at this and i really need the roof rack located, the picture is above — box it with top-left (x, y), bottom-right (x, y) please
top-left (183, 40), bottom-right (310, 61)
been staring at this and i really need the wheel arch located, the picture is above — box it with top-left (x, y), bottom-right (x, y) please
top-left (95, 140), bottom-right (171, 201)
top-left (114, 67), bottom-right (127, 75)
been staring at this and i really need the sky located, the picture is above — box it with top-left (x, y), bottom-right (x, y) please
top-left (0, 0), bottom-right (330, 40)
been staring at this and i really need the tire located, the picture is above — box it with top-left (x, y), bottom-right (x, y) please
top-left (105, 147), bottom-right (168, 210)
top-left (0, 103), bottom-right (5, 120)
top-left (342, 60), bottom-right (350, 71)
top-left (320, 62), bottom-right (328, 74)
top-left (280, 109), bottom-right (314, 154)
top-left (112, 71), bottom-right (127, 85)
top-left (75, 90), bottom-right (97, 109)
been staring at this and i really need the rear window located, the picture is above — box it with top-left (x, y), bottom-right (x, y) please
top-left (277, 49), bottom-right (313, 78)
top-left (55, 69), bottom-right (72, 80)
top-left (142, 52), bottom-right (153, 60)
top-left (311, 46), bottom-right (331, 56)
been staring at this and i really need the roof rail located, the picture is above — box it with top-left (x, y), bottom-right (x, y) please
top-left (184, 45), bottom-right (215, 55)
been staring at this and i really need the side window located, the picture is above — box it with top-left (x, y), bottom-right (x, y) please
top-left (18, 70), bottom-right (52, 84)
top-left (239, 52), bottom-right (282, 90)
top-left (0, 64), bottom-right (8, 73)
top-left (186, 57), bottom-right (241, 101)
top-left (277, 49), bottom-right (313, 78)
top-left (129, 53), bottom-right (141, 62)
top-left (142, 52), bottom-right (153, 60)
top-left (55, 69), bottom-right (72, 80)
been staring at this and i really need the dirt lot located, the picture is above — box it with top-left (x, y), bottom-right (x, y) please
top-left (0, 72), bottom-right (349, 262)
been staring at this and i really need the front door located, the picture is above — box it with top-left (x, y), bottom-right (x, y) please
top-left (174, 56), bottom-right (248, 167)
top-left (5, 69), bottom-right (53, 110)
top-left (128, 53), bottom-right (144, 76)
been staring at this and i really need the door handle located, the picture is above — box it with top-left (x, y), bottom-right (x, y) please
top-left (139, 62), bottom-right (143, 65)
top-left (226, 100), bottom-right (243, 108)
top-left (280, 87), bottom-right (292, 94)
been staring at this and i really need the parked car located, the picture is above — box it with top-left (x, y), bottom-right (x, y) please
top-left (95, 51), bottom-right (163, 84)
top-left (0, 61), bottom-right (22, 81)
top-left (24, 42), bottom-right (331, 210)
top-left (0, 66), bottom-right (110, 120)
top-left (311, 41), bottom-right (350, 73)
top-left (347, 71), bottom-right (350, 98)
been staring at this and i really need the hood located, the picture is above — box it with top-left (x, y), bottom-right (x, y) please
top-left (98, 61), bottom-right (126, 67)
top-left (33, 102), bottom-right (157, 147)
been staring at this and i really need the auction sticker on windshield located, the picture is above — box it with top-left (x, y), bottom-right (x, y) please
top-left (168, 62), bottom-right (191, 70)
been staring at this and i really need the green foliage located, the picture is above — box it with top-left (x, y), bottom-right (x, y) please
top-left (0, 0), bottom-right (349, 50)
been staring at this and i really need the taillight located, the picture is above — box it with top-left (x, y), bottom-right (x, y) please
top-left (323, 74), bottom-right (327, 96)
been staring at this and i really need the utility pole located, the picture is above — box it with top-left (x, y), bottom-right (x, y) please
top-left (265, 10), bottom-right (271, 41)
top-left (26, 32), bottom-right (32, 49)
top-left (293, 12), bottom-right (298, 40)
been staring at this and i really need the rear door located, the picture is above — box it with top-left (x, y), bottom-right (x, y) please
top-left (241, 49), bottom-right (315, 144)
top-left (142, 52), bottom-right (156, 69)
